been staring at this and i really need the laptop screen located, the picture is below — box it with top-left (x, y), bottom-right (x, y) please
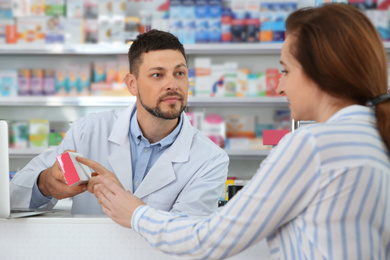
top-left (0, 120), bottom-right (11, 218)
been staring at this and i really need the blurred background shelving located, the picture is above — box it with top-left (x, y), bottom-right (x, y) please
top-left (3, 0), bottom-right (390, 181)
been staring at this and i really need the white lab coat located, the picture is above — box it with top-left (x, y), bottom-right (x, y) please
top-left (10, 104), bottom-right (229, 215)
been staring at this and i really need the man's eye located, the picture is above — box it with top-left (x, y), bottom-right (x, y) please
top-left (177, 71), bottom-right (185, 76)
top-left (152, 73), bottom-right (161, 78)
top-left (281, 70), bottom-right (288, 75)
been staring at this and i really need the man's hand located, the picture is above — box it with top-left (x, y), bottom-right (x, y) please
top-left (77, 156), bottom-right (145, 228)
top-left (74, 156), bottom-right (123, 194)
top-left (37, 150), bottom-right (87, 199)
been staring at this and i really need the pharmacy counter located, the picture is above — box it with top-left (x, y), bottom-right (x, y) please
top-left (0, 212), bottom-right (270, 260)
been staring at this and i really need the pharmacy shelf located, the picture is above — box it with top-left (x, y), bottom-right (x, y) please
top-left (9, 148), bottom-right (53, 159)
top-left (0, 96), bottom-right (288, 107)
top-left (0, 42), bottom-right (390, 55)
top-left (0, 44), bottom-right (131, 55)
top-left (225, 149), bottom-right (271, 160)
top-left (184, 43), bottom-right (284, 55)
top-left (0, 43), bottom-right (284, 55)
top-left (9, 147), bottom-right (271, 160)
top-left (0, 96), bottom-right (136, 107)
top-left (187, 96), bottom-right (288, 107)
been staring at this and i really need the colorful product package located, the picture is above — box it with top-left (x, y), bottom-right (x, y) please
top-left (30, 69), bottom-right (44, 96)
top-left (30, 0), bottom-right (45, 16)
top-left (210, 64), bottom-right (225, 97)
top-left (0, 19), bottom-right (13, 44)
top-left (223, 62), bottom-right (238, 97)
top-left (225, 114), bottom-right (256, 138)
top-left (111, 15), bottom-right (125, 43)
top-left (221, 7), bottom-right (232, 42)
top-left (195, 0), bottom-right (208, 43)
top-left (12, 0), bottom-right (30, 17)
top-left (236, 68), bottom-right (250, 97)
top-left (208, 0), bottom-right (222, 43)
top-left (245, 0), bottom-right (260, 42)
top-left (17, 69), bottom-right (31, 96)
top-left (194, 58), bottom-right (211, 96)
top-left (78, 64), bottom-right (91, 95)
top-left (231, 0), bottom-right (246, 42)
top-left (17, 17), bottom-right (46, 44)
top-left (98, 15), bottom-right (111, 43)
top-left (0, 69), bottom-right (17, 97)
top-left (247, 72), bottom-right (266, 97)
top-left (56, 152), bottom-right (92, 186)
top-left (64, 18), bottom-right (84, 44)
top-left (67, 64), bottom-right (80, 95)
top-left (66, 0), bottom-right (84, 18)
top-left (266, 68), bottom-right (280, 96)
top-left (9, 121), bottom-right (29, 149)
top-left (55, 68), bottom-right (68, 95)
top-left (43, 69), bottom-right (56, 95)
top-left (29, 119), bottom-right (49, 148)
top-left (203, 114), bottom-right (226, 148)
top-left (45, 0), bottom-right (65, 16)
top-left (45, 16), bottom-right (65, 44)
top-left (84, 19), bottom-right (98, 43)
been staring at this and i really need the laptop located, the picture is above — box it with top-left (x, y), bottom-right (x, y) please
top-left (0, 120), bottom-right (59, 218)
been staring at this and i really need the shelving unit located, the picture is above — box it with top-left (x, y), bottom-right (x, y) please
top-left (0, 43), bottom-right (284, 55)
top-left (0, 95), bottom-right (287, 107)
top-left (0, 41), bottom-right (301, 176)
top-left (0, 41), bottom-right (389, 55)
top-left (9, 147), bottom-right (272, 160)
top-left (2, 96), bottom-right (285, 160)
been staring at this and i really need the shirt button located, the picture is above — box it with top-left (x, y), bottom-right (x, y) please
top-left (144, 148), bottom-right (149, 153)
top-left (135, 181), bottom-right (139, 186)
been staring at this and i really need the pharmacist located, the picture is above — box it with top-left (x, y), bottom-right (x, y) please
top-left (10, 30), bottom-right (229, 216)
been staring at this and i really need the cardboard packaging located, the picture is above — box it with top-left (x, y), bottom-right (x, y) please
top-left (56, 152), bottom-right (92, 186)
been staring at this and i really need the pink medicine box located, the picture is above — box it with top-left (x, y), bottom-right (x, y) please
top-left (56, 152), bottom-right (92, 186)
top-left (263, 130), bottom-right (290, 145)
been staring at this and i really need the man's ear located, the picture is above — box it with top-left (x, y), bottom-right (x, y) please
top-left (125, 73), bottom-right (137, 96)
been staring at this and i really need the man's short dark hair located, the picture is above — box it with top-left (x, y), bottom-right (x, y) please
top-left (128, 30), bottom-right (187, 78)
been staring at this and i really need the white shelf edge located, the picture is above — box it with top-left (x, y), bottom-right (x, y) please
top-left (9, 148), bottom-right (53, 158)
top-left (0, 96), bottom-right (136, 107)
top-left (0, 43), bottom-right (285, 55)
top-left (0, 43), bottom-right (283, 55)
top-left (9, 148), bottom-right (270, 159)
top-left (0, 42), bottom-right (389, 55)
top-left (184, 43), bottom-right (284, 55)
top-left (225, 149), bottom-right (271, 160)
top-left (0, 44), bottom-right (131, 55)
top-left (187, 96), bottom-right (288, 107)
top-left (0, 96), bottom-right (288, 107)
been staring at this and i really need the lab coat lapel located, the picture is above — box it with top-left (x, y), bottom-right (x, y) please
top-left (134, 154), bottom-right (175, 199)
top-left (107, 105), bottom-right (135, 192)
top-left (134, 115), bottom-right (195, 199)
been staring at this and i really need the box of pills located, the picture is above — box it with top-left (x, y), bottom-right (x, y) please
top-left (57, 152), bottom-right (92, 186)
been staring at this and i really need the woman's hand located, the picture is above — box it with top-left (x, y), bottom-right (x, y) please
top-left (76, 156), bottom-right (145, 228)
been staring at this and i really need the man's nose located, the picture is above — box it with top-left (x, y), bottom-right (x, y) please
top-left (165, 75), bottom-right (178, 91)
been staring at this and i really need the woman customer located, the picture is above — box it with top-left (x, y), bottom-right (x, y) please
top-left (79, 3), bottom-right (390, 259)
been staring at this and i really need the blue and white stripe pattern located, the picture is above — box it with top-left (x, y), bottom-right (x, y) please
top-left (132, 105), bottom-right (390, 260)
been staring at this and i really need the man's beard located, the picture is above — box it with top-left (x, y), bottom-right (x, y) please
top-left (138, 92), bottom-right (186, 120)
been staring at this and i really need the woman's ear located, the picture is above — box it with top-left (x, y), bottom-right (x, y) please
top-left (125, 73), bottom-right (137, 96)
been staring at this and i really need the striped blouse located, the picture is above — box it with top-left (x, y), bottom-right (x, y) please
top-left (132, 105), bottom-right (390, 260)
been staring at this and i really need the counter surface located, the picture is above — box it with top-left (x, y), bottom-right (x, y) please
top-left (0, 211), bottom-right (270, 259)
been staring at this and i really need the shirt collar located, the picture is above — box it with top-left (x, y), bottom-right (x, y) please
top-left (326, 105), bottom-right (376, 124)
top-left (130, 108), bottom-right (184, 148)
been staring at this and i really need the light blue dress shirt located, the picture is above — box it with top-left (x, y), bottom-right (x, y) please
top-left (129, 109), bottom-right (183, 192)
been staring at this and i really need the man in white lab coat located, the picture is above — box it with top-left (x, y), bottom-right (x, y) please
top-left (10, 30), bottom-right (229, 216)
